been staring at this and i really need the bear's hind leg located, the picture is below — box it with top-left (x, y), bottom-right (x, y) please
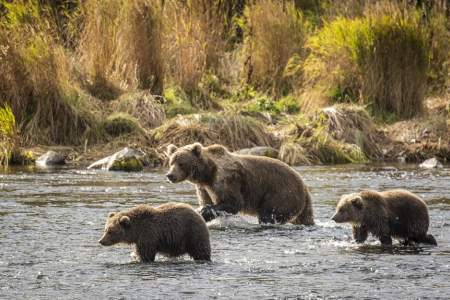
top-left (189, 242), bottom-right (211, 261)
top-left (258, 207), bottom-right (291, 225)
top-left (290, 196), bottom-right (314, 226)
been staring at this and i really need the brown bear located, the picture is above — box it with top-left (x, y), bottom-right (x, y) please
top-left (99, 203), bottom-right (211, 262)
top-left (331, 189), bottom-right (437, 246)
top-left (165, 143), bottom-right (314, 225)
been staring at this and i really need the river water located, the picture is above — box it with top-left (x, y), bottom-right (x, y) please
top-left (0, 164), bottom-right (449, 299)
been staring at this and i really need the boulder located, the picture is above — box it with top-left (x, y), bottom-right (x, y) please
top-left (87, 147), bottom-right (144, 172)
top-left (36, 151), bottom-right (65, 166)
top-left (419, 157), bottom-right (443, 169)
top-left (234, 146), bottom-right (279, 159)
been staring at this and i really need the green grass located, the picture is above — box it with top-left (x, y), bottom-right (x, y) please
top-left (304, 11), bottom-right (428, 118)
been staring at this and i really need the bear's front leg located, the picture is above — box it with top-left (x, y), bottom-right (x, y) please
top-left (136, 243), bottom-right (156, 263)
top-left (196, 186), bottom-right (214, 206)
top-left (199, 183), bottom-right (243, 222)
top-left (379, 235), bottom-right (392, 246)
top-left (199, 204), bottom-right (218, 222)
top-left (352, 225), bottom-right (368, 243)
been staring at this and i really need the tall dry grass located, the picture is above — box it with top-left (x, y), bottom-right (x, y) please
top-left (162, 0), bottom-right (227, 105)
top-left (78, 0), bottom-right (164, 98)
top-left (242, 0), bottom-right (310, 96)
top-left (0, 1), bottom-right (100, 145)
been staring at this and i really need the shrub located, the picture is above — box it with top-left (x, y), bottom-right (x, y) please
top-left (305, 10), bottom-right (428, 118)
top-left (242, 0), bottom-right (310, 96)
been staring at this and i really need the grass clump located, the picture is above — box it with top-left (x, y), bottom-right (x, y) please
top-left (278, 142), bottom-right (311, 166)
top-left (242, 0), bottom-right (310, 96)
top-left (283, 105), bottom-right (380, 164)
top-left (103, 113), bottom-right (140, 137)
top-left (304, 9), bottom-right (428, 119)
top-left (112, 91), bottom-right (165, 128)
top-left (152, 113), bottom-right (278, 151)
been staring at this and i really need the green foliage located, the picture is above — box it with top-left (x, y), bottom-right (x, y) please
top-left (0, 104), bottom-right (15, 138)
top-left (163, 87), bottom-right (194, 118)
top-left (275, 96), bottom-right (300, 114)
top-left (305, 11), bottom-right (429, 118)
top-left (247, 97), bottom-right (277, 114)
top-left (0, 104), bottom-right (18, 166)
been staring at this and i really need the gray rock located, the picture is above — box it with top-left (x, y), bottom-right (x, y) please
top-left (234, 146), bottom-right (279, 159)
top-left (36, 151), bottom-right (65, 166)
top-left (419, 157), bottom-right (443, 169)
top-left (87, 147), bottom-right (144, 172)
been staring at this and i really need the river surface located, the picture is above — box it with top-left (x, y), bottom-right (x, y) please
top-left (0, 164), bottom-right (449, 299)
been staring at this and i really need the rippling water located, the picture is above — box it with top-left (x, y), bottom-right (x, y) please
top-left (0, 164), bottom-right (449, 299)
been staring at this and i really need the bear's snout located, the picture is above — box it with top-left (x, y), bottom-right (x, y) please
top-left (331, 213), bottom-right (341, 222)
top-left (166, 173), bottom-right (177, 183)
top-left (98, 236), bottom-right (111, 246)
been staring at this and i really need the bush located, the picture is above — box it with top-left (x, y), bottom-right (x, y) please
top-left (305, 9), bottom-right (428, 118)
top-left (242, 0), bottom-right (310, 96)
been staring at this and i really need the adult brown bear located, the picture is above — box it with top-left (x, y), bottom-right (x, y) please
top-left (166, 143), bottom-right (314, 225)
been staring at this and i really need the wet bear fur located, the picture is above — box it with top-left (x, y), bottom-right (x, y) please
top-left (166, 143), bottom-right (314, 225)
top-left (99, 203), bottom-right (211, 262)
top-left (332, 189), bottom-right (437, 246)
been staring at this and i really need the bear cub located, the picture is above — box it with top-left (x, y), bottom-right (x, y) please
top-left (99, 203), bottom-right (211, 262)
top-left (331, 189), bottom-right (437, 246)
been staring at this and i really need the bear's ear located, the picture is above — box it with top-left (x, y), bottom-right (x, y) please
top-left (191, 143), bottom-right (202, 157)
top-left (119, 216), bottom-right (131, 228)
top-left (108, 212), bottom-right (116, 218)
top-left (351, 196), bottom-right (363, 209)
top-left (166, 144), bottom-right (178, 156)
